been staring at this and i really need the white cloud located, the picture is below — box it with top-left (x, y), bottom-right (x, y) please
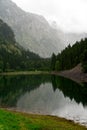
top-left (12, 0), bottom-right (87, 32)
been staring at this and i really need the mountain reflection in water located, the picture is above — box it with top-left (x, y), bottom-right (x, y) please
top-left (0, 75), bottom-right (87, 125)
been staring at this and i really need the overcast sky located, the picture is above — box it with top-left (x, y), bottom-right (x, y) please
top-left (12, 0), bottom-right (87, 33)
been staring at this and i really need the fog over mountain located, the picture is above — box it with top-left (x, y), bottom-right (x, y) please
top-left (0, 0), bottom-right (65, 57)
top-left (12, 0), bottom-right (87, 33)
top-left (51, 21), bottom-right (87, 46)
top-left (0, 0), bottom-right (86, 58)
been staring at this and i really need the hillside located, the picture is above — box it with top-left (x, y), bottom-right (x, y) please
top-left (0, 19), bottom-right (50, 72)
top-left (51, 38), bottom-right (87, 72)
top-left (0, 0), bottom-right (64, 57)
top-left (54, 64), bottom-right (87, 83)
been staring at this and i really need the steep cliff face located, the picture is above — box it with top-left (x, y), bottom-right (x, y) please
top-left (0, 19), bottom-right (51, 71)
top-left (0, 0), bottom-right (64, 57)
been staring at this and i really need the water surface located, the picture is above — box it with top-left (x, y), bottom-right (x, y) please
top-left (0, 74), bottom-right (87, 126)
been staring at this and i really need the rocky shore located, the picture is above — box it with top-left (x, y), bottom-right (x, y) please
top-left (52, 64), bottom-right (87, 83)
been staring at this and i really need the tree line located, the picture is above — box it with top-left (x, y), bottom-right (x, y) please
top-left (51, 38), bottom-right (87, 72)
top-left (0, 19), bottom-right (50, 72)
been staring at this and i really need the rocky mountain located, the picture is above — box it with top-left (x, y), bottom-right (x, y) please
top-left (0, 19), bottom-right (51, 72)
top-left (0, 0), bottom-right (64, 57)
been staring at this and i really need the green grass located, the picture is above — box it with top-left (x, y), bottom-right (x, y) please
top-left (0, 71), bottom-right (49, 76)
top-left (0, 109), bottom-right (86, 130)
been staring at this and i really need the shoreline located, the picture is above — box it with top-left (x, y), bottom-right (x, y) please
top-left (2, 107), bottom-right (87, 127)
top-left (52, 64), bottom-right (87, 83)
top-left (0, 71), bottom-right (49, 76)
top-left (0, 108), bottom-right (86, 130)
top-left (0, 65), bottom-right (87, 83)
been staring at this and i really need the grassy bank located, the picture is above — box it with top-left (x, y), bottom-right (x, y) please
top-left (0, 109), bottom-right (86, 130)
top-left (0, 71), bottom-right (49, 76)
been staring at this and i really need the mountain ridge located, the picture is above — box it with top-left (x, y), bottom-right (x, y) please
top-left (0, 19), bottom-right (51, 72)
top-left (0, 0), bottom-right (64, 57)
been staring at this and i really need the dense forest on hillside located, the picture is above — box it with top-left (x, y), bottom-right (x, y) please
top-left (51, 38), bottom-right (87, 72)
top-left (0, 0), bottom-right (64, 58)
top-left (0, 19), bottom-right (50, 72)
top-left (1, 18), bottom-right (87, 73)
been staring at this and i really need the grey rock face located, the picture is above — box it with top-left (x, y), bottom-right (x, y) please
top-left (0, 0), bottom-right (64, 57)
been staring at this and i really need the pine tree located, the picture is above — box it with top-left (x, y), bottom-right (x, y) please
top-left (51, 53), bottom-right (56, 71)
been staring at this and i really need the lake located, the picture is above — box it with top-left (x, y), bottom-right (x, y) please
top-left (0, 74), bottom-right (87, 126)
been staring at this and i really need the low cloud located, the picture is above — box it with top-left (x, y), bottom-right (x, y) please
top-left (12, 0), bottom-right (87, 32)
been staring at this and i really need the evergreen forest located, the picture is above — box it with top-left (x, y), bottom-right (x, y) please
top-left (0, 19), bottom-right (50, 72)
top-left (51, 38), bottom-right (87, 72)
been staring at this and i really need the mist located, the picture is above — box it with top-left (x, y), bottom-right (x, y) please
top-left (12, 0), bottom-right (87, 33)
